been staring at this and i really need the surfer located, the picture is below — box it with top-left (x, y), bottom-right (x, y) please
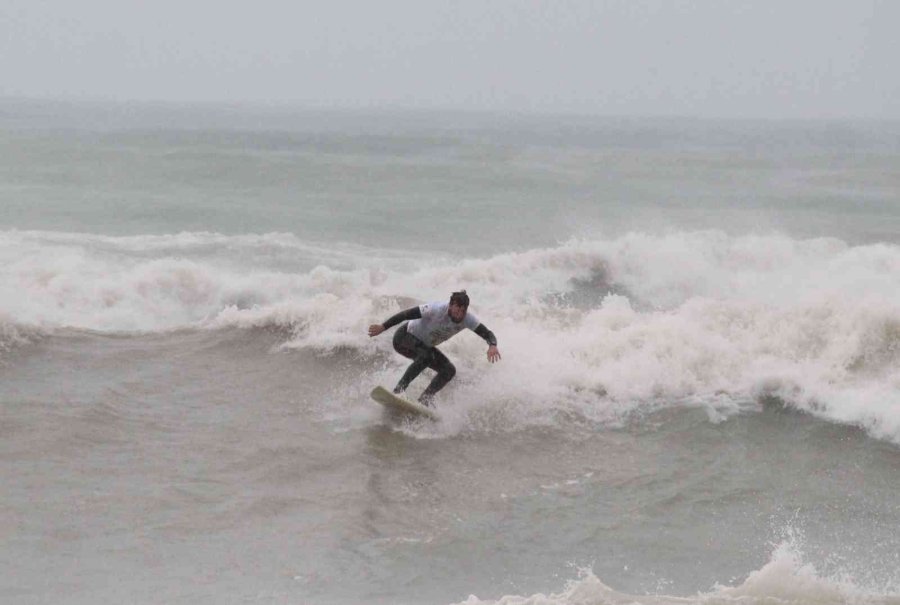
top-left (367, 290), bottom-right (501, 407)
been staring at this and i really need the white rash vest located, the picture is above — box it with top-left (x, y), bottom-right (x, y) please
top-left (406, 301), bottom-right (481, 347)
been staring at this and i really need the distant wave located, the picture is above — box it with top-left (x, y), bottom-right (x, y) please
top-left (4, 229), bottom-right (900, 443)
top-left (454, 541), bottom-right (900, 605)
top-left (0, 228), bottom-right (420, 266)
top-left (2, 229), bottom-right (308, 251)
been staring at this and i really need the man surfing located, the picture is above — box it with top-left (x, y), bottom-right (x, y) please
top-left (368, 290), bottom-right (501, 407)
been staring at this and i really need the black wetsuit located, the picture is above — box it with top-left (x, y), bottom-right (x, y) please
top-left (381, 306), bottom-right (497, 405)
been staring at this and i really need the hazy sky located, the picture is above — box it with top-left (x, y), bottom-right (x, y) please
top-left (2, 0), bottom-right (898, 119)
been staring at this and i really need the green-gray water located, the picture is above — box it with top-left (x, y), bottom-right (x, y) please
top-left (2, 100), bottom-right (900, 604)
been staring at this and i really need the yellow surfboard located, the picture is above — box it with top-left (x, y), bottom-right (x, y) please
top-left (370, 386), bottom-right (440, 421)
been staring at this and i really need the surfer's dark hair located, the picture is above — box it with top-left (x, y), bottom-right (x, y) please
top-left (450, 290), bottom-right (470, 308)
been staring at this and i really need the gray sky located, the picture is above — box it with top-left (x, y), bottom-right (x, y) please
top-left (2, 0), bottom-right (898, 119)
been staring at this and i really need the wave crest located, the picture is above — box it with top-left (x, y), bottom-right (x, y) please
top-left (4, 229), bottom-right (900, 441)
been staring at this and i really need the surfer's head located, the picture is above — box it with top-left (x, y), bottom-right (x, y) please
top-left (448, 290), bottom-right (469, 322)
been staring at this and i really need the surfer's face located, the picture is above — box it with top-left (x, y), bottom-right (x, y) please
top-left (448, 303), bottom-right (467, 323)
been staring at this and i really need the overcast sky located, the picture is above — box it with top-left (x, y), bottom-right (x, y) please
top-left (2, 0), bottom-right (897, 119)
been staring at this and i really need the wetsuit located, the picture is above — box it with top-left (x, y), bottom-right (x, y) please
top-left (380, 302), bottom-right (497, 405)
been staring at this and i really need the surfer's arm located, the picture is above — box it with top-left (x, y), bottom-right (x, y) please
top-left (474, 324), bottom-right (497, 347)
top-left (382, 307), bottom-right (422, 329)
top-left (474, 324), bottom-right (501, 363)
top-left (368, 306), bottom-right (423, 337)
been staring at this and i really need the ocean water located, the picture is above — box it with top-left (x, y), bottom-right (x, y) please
top-left (2, 100), bottom-right (900, 604)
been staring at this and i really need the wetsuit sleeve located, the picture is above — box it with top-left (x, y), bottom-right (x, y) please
top-left (381, 306), bottom-right (423, 330)
top-left (474, 324), bottom-right (498, 347)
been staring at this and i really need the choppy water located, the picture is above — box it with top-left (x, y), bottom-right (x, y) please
top-left (2, 100), bottom-right (900, 604)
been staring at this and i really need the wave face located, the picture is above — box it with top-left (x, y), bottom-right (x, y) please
top-left (4, 229), bottom-right (900, 442)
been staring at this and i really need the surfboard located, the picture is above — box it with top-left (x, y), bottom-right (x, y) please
top-left (370, 386), bottom-right (440, 421)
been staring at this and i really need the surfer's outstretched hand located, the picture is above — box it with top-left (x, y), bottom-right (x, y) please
top-left (368, 324), bottom-right (385, 337)
top-left (487, 345), bottom-right (501, 363)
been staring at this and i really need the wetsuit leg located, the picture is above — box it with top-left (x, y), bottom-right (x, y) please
top-left (392, 324), bottom-right (456, 405)
top-left (392, 325), bottom-right (430, 392)
top-left (419, 347), bottom-right (455, 406)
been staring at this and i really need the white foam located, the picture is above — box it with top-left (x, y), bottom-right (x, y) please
top-left (453, 542), bottom-right (900, 605)
top-left (4, 229), bottom-right (900, 442)
top-left (0, 229), bottom-right (417, 333)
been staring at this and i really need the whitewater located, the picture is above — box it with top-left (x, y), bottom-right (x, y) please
top-left (4, 229), bottom-right (900, 444)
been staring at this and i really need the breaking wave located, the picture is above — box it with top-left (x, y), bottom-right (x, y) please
top-left (3, 229), bottom-right (900, 442)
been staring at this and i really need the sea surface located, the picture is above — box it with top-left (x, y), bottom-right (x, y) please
top-left (2, 99), bottom-right (900, 604)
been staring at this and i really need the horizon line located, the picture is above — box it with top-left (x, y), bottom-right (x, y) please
top-left (2, 94), bottom-right (897, 125)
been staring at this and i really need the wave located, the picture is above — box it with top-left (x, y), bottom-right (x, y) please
top-left (4, 229), bottom-right (900, 442)
top-left (453, 542), bottom-right (900, 605)
top-left (0, 229), bottom-right (422, 332)
top-left (0, 228), bottom-right (421, 269)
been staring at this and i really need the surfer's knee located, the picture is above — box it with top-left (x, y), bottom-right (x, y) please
top-left (441, 362), bottom-right (456, 381)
